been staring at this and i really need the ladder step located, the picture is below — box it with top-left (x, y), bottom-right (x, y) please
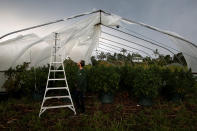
top-left (48, 78), bottom-right (65, 81)
top-left (50, 70), bottom-right (64, 72)
top-left (45, 96), bottom-right (71, 100)
top-left (42, 105), bottom-right (73, 110)
top-left (47, 87), bottom-right (68, 90)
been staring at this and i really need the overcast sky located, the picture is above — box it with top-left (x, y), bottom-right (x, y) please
top-left (0, 0), bottom-right (197, 44)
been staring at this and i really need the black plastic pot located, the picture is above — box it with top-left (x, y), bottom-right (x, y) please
top-left (139, 97), bottom-right (153, 106)
top-left (170, 93), bottom-right (183, 102)
top-left (0, 92), bottom-right (8, 101)
top-left (100, 92), bottom-right (114, 104)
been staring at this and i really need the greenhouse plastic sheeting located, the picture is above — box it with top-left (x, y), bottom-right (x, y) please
top-left (121, 18), bottom-right (197, 73)
top-left (0, 34), bottom-right (40, 71)
top-left (0, 12), bottom-right (121, 71)
top-left (169, 36), bottom-right (197, 73)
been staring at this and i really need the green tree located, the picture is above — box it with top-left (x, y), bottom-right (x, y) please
top-left (120, 48), bottom-right (127, 56)
top-left (97, 52), bottom-right (106, 60)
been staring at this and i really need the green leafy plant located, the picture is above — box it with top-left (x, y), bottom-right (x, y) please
top-left (63, 59), bottom-right (78, 91)
top-left (176, 69), bottom-right (195, 95)
top-left (133, 66), bottom-right (162, 99)
top-left (88, 65), bottom-right (120, 94)
top-left (3, 63), bottom-right (48, 98)
top-left (119, 65), bottom-right (142, 95)
top-left (161, 67), bottom-right (195, 100)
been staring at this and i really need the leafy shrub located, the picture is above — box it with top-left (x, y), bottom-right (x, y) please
top-left (3, 63), bottom-right (49, 98)
top-left (133, 66), bottom-right (162, 99)
top-left (176, 69), bottom-right (195, 95)
top-left (160, 68), bottom-right (174, 99)
top-left (3, 59), bottom-right (79, 98)
top-left (161, 68), bottom-right (195, 100)
top-left (3, 59), bottom-right (195, 101)
top-left (119, 65), bottom-right (130, 91)
top-left (88, 65), bottom-right (120, 94)
top-left (119, 65), bottom-right (140, 93)
top-left (33, 66), bottom-right (49, 95)
top-left (63, 59), bottom-right (78, 91)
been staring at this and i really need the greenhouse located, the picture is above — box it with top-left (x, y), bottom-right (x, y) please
top-left (0, 10), bottom-right (197, 87)
top-left (0, 9), bottom-right (197, 130)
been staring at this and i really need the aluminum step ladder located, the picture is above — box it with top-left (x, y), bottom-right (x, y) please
top-left (39, 33), bottom-right (76, 117)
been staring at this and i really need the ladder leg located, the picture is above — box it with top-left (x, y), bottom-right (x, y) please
top-left (39, 63), bottom-right (51, 117)
top-left (39, 108), bottom-right (46, 117)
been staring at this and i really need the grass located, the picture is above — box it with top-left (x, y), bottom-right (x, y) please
top-left (0, 92), bottom-right (197, 130)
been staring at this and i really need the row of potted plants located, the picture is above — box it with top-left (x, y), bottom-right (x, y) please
top-left (85, 64), bottom-right (196, 104)
top-left (3, 61), bottom-right (196, 105)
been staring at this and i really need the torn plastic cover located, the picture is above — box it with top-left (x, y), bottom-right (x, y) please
top-left (0, 34), bottom-right (40, 71)
top-left (1, 11), bottom-right (196, 73)
top-left (0, 12), bottom-right (121, 71)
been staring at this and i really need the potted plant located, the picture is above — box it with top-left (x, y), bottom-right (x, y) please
top-left (133, 67), bottom-right (162, 106)
top-left (173, 69), bottom-right (195, 102)
top-left (3, 63), bottom-right (31, 98)
top-left (119, 65), bottom-right (142, 96)
top-left (160, 68), bottom-right (174, 100)
top-left (161, 68), bottom-right (195, 102)
top-left (88, 65), bottom-right (120, 103)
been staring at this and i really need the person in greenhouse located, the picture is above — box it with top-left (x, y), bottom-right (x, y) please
top-left (73, 60), bottom-right (87, 114)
